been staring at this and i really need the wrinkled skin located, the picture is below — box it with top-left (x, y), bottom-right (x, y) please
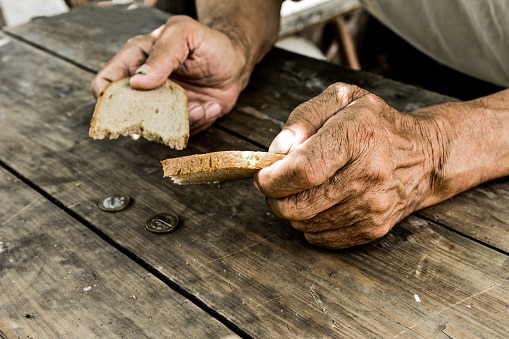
top-left (255, 83), bottom-right (444, 249)
top-left (92, 10), bottom-right (509, 250)
top-left (91, 15), bottom-right (250, 134)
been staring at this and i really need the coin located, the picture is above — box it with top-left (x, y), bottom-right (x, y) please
top-left (146, 213), bottom-right (180, 233)
top-left (98, 194), bottom-right (131, 212)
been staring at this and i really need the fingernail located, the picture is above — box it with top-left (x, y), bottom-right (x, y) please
top-left (134, 64), bottom-right (151, 75)
top-left (204, 103), bottom-right (222, 120)
top-left (189, 105), bottom-right (205, 124)
top-left (269, 129), bottom-right (294, 154)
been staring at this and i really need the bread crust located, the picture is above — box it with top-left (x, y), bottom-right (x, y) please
top-left (89, 78), bottom-right (189, 150)
top-left (161, 151), bottom-right (286, 184)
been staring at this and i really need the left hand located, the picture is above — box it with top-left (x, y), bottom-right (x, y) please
top-left (255, 82), bottom-right (443, 249)
top-left (91, 15), bottom-right (251, 134)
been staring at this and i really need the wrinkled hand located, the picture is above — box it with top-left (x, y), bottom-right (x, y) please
top-left (256, 82), bottom-right (444, 249)
top-left (91, 15), bottom-right (250, 134)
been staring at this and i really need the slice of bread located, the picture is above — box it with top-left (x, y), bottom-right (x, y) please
top-left (161, 151), bottom-right (286, 184)
top-left (89, 78), bottom-right (189, 150)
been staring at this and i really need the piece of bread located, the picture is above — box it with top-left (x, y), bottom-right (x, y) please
top-left (161, 151), bottom-right (286, 184)
top-left (89, 78), bottom-right (189, 150)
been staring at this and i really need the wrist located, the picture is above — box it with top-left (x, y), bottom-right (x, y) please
top-left (196, 1), bottom-right (282, 81)
top-left (412, 112), bottom-right (455, 207)
top-left (412, 96), bottom-right (509, 208)
top-left (202, 18), bottom-right (254, 82)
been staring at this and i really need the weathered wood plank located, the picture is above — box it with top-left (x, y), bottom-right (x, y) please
top-left (1, 31), bottom-right (508, 337)
top-left (5, 4), bottom-right (508, 254)
top-left (418, 179), bottom-right (509, 253)
top-left (0, 167), bottom-right (235, 338)
top-left (3, 5), bottom-right (169, 72)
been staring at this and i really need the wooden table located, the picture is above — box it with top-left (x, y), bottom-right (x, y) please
top-left (1, 4), bottom-right (508, 338)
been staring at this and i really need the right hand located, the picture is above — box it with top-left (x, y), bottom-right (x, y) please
top-left (256, 83), bottom-right (447, 249)
top-left (91, 15), bottom-right (251, 134)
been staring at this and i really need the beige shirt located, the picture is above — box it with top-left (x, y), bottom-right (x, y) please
top-left (360, 0), bottom-right (509, 87)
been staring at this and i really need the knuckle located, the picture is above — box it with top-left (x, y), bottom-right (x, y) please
top-left (304, 231), bottom-right (350, 249)
top-left (299, 211), bottom-right (394, 249)
top-left (293, 153), bottom-right (328, 187)
top-left (363, 225), bottom-right (390, 241)
top-left (357, 213), bottom-right (393, 241)
top-left (303, 232), bottom-right (326, 246)
top-left (290, 220), bottom-right (312, 233)
top-left (267, 194), bottom-right (316, 222)
top-left (365, 192), bottom-right (392, 214)
top-left (362, 92), bottom-right (384, 107)
top-left (167, 14), bottom-right (193, 25)
top-left (328, 82), bottom-right (367, 101)
top-left (126, 34), bottom-right (148, 46)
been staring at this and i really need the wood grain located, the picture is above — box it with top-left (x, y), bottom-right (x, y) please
top-left (5, 5), bottom-right (507, 253)
top-left (418, 179), bottom-right (509, 253)
top-left (0, 167), bottom-right (235, 338)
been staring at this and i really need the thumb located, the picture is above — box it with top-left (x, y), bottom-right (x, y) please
top-left (269, 83), bottom-right (367, 154)
top-left (130, 18), bottom-right (194, 89)
top-left (259, 83), bottom-right (370, 197)
top-left (130, 63), bottom-right (170, 89)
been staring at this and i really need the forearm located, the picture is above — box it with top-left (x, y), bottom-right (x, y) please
top-left (414, 89), bottom-right (509, 207)
top-left (196, 0), bottom-right (282, 73)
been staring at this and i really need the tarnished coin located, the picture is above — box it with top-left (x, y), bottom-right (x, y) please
top-left (98, 194), bottom-right (131, 212)
top-left (146, 213), bottom-right (180, 234)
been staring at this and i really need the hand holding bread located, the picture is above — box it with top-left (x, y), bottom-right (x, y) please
top-left (90, 78), bottom-right (284, 184)
top-left (91, 16), bottom-right (252, 135)
top-left (161, 151), bottom-right (285, 185)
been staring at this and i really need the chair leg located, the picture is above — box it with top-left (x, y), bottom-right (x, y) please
top-left (334, 15), bottom-right (361, 70)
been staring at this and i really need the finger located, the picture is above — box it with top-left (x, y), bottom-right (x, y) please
top-left (91, 77), bottom-right (112, 99)
top-left (188, 101), bottom-right (223, 124)
top-left (188, 103), bottom-right (206, 124)
top-left (188, 102), bottom-right (223, 135)
top-left (303, 229), bottom-right (370, 249)
top-left (273, 196), bottom-right (392, 249)
top-left (257, 111), bottom-right (350, 198)
top-left (303, 222), bottom-right (390, 249)
top-left (269, 82), bottom-right (367, 154)
top-left (294, 201), bottom-right (394, 249)
top-left (257, 88), bottom-right (377, 198)
top-left (264, 175), bottom-right (353, 223)
top-left (288, 201), bottom-right (359, 233)
top-left (130, 16), bottom-right (196, 89)
top-left (257, 83), bottom-right (367, 195)
top-left (91, 34), bottom-right (155, 97)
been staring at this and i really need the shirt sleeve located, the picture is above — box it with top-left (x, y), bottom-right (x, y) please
top-left (360, 0), bottom-right (509, 87)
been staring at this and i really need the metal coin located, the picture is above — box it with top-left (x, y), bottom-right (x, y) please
top-left (98, 194), bottom-right (131, 212)
top-left (146, 213), bottom-right (180, 234)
